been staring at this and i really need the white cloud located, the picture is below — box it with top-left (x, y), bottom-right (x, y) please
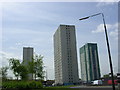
top-left (92, 24), bottom-right (112, 33)
top-left (0, 51), bottom-right (18, 78)
top-left (92, 23), bottom-right (118, 40)
top-left (109, 23), bottom-right (118, 40)
top-left (109, 29), bottom-right (118, 40)
top-left (0, 51), bottom-right (21, 67)
top-left (0, 51), bottom-right (16, 58)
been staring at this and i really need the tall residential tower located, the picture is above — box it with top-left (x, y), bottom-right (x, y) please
top-left (23, 47), bottom-right (33, 80)
top-left (54, 25), bottom-right (79, 85)
top-left (80, 43), bottom-right (101, 83)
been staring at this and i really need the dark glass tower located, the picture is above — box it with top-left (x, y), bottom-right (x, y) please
top-left (80, 43), bottom-right (101, 83)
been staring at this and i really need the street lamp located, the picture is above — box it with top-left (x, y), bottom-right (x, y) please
top-left (79, 13), bottom-right (115, 90)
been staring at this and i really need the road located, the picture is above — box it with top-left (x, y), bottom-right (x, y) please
top-left (70, 86), bottom-right (118, 90)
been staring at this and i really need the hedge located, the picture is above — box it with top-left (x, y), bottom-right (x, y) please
top-left (2, 80), bottom-right (43, 89)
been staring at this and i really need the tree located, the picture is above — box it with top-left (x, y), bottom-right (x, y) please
top-left (18, 65), bottom-right (28, 80)
top-left (28, 54), bottom-right (44, 80)
top-left (34, 55), bottom-right (44, 80)
top-left (0, 66), bottom-right (8, 80)
top-left (103, 74), bottom-right (110, 79)
top-left (28, 58), bottom-right (35, 80)
top-left (9, 58), bottom-right (21, 80)
top-left (9, 54), bottom-right (44, 81)
top-left (9, 58), bottom-right (28, 80)
top-left (103, 73), bottom-right (117, 79)
top-left (9, 58), bottom-right (20, 80)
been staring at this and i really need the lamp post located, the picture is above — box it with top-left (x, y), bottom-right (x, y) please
top-left (79, 13), bottom-right (115, 90)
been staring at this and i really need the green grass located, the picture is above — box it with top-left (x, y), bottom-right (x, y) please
top-left (45, 85), bottom-right (79, 88)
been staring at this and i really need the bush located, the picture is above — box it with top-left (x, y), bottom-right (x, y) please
top-left (2, 80), bottom-right (43, 89)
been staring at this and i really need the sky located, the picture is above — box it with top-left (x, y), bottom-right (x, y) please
top-left (0, 1), bottom-right (119, 80)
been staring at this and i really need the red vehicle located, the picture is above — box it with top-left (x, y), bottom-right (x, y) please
top-left (107, 80), bottom-right (118, 85)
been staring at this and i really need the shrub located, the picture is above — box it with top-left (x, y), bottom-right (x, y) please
top-left (2, 80), bottom-right (43, 89)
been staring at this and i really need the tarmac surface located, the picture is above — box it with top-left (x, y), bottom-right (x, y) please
top-left (70, 86), bottom-right (118, 90)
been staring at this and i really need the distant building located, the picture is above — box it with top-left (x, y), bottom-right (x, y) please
top-left (54, 25), bottom-right (79, 85)
top-left (23, 47), bottom-right (33, 80)
top-left (80, 43), bottom-right (101, 83)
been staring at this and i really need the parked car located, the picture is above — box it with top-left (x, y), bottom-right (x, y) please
top-left (91, 80), bottom-right (102, 85)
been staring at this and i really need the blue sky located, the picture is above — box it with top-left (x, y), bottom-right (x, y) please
top-left (1, 2), bottom-right (118, 80)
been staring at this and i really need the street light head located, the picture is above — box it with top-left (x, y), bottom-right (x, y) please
top-left (79, 16), bottom-right (89, 20)
top-left (79, 13), bottom-right (102, 21)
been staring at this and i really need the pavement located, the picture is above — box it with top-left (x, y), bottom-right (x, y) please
top-left (70, 85), bottom-right (118, 90)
